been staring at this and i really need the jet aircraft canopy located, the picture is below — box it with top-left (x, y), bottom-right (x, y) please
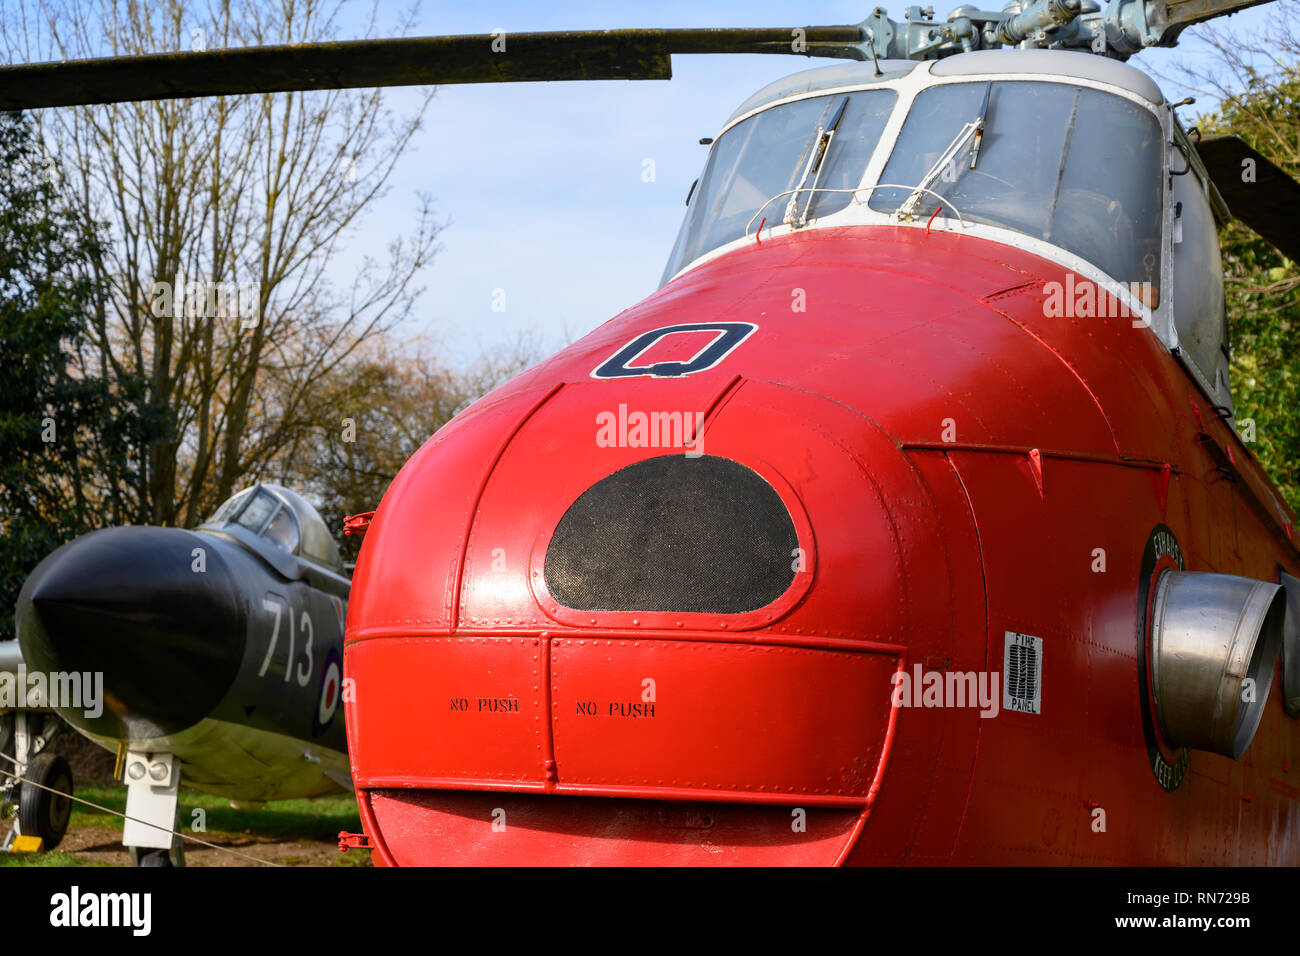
top-left (205, 484), bottom-right (342, 571)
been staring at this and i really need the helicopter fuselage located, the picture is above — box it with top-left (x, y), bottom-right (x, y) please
top-left (342, 51), bottom-right (1300, 865)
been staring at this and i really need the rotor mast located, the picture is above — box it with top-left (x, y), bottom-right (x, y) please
top-left (856, 0), bottom-right (1275, 61)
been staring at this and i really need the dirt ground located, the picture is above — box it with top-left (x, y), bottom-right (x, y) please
top-left (17, 822), bottom-right (356, 867)
top-left (4, 732), bottom-right (367, 867)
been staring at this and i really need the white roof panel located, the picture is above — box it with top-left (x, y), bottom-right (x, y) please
top-left (725, 59), bottom-right (921, 125)
top-left (930, 49), bottom-right (1164, 104)
top-left (725, 49), bottom-right (1164, 129)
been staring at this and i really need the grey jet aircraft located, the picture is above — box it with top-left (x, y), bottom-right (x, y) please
top-left (9, 483), bottom-right (351, 865)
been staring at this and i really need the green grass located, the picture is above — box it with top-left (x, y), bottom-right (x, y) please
top-left (333, 846), bottom-right (372, 867)
top-left (0, 850), bottom-right (110, 867)
top-left (70, 784), bottom-right (363, 840)
top-left (2, 783), bottom-right (370, 867)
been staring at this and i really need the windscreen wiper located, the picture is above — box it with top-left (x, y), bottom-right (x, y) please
top-left (783, 95), bottom-right (849, 229)
top-left (895, 81), bottom-right (992, 220)
top-left (968, 81), bottom-right (992, 171)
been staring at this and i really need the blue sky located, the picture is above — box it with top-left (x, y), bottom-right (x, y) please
top-left (344, 0), bottom-right (1280, 364)
top-left (28, 0), bottom-right (1281, 363)
top-left (354, 1), bottom-right (914, 362)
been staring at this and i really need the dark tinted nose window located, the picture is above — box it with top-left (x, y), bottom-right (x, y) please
top-left (545, 455), bottom-right (798, 614)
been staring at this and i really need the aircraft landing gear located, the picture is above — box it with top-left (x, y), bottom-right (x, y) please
top-left (18, 753), bottom-right (73, 849)
top-left (129, 847), bottom-right (178, 867)
top-left (1, 711), bottom-right (73, 853)
top-left (121, 751), bottom-right (185, 867)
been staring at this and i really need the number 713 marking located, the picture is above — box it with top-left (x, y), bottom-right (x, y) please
top-left (259, 596), bottom-right (314, 687)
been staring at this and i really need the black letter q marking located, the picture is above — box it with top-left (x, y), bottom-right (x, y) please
top-left (591, 322), bottom-right (757, 379)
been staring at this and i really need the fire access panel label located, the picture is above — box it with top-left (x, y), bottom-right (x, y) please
top-left (1002, 631), bottom-right (1043, 715)
top-left (549, 638), bottom-right (897, 800)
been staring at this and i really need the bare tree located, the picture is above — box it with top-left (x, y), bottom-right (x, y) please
top-left (1, 0), bottom-right (441, 527)
top-left (276, 332), bottom-right (544, 562)
top-left (1159, 2), bottom-right (1300, 178)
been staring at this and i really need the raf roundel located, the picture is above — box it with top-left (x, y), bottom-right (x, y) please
top-left (315, 650), bottom-right (343, 736)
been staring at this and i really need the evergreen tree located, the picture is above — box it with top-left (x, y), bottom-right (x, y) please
top-left (0, 110), bottom-right (155, 638)
top-left (1185, 17), bottom-right (1300, 509)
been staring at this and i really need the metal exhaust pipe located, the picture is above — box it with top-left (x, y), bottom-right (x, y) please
top-left (1150, 570), bottom-right (1285, 759)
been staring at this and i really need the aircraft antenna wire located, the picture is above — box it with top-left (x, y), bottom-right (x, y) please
top-left (745, 185), bottom-right (966, 240)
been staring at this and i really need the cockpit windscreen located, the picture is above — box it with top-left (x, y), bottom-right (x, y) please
top-left (869, 81), bottom-right (1163, 291)
top-left (662, 89), bottom-right (897, 281)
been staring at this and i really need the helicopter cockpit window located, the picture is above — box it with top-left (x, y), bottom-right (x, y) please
top-left (1170, 157), bottom-right (1229, 406)
top-left (662, 89), bottom-right (897, 281)
top-left (869, 81), bottom-right (1163, 293)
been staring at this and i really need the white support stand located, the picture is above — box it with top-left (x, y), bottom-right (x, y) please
top-left (122, 751), bottom-right (180, 860)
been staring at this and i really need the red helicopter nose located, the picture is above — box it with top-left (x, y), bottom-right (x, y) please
top-left (343, 342), bottom-right (985, 865)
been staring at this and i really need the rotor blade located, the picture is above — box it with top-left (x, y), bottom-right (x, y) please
top-left (0, 27), bottom-right (866, 110)
top-left (1155, 0), bottom-right (1278, 43)
top-left (1195, 134), bottom-right (1300, 263)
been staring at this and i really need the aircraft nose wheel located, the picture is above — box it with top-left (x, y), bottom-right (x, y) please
top-left (133, 849), bottom-right (175, 867)
top-left (19, 753), bottom-right (73, 851)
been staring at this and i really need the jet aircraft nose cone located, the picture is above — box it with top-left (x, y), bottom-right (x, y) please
top-left (16, 526), bottom-right (246, 741)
